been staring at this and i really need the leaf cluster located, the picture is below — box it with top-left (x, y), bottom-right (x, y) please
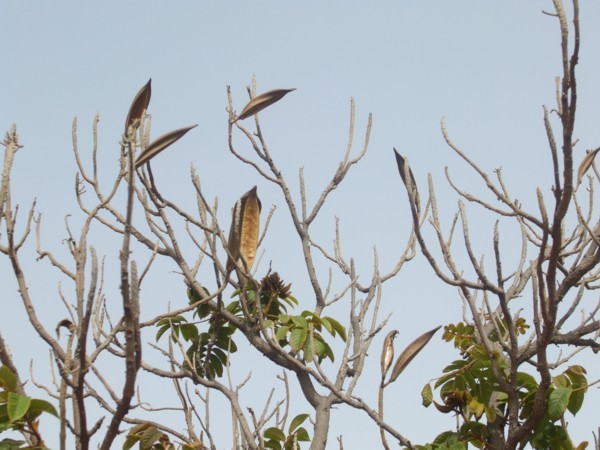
top-left (239, 274), bottom-right (347, 363)
top-left (156, 273), bottom-right (347, 381)
top-left (418, 321), bottom-right (590, 449)
top-left (156, 289), bottom-right (239, 380)
top-left (271, 311), bottom-right (346, 363)
top-left (123, 423), bottom-right (205, 450)
top-left (0, 366), bottom-right (57, 450)
top-left (263, 413), bottom-right (310, 450)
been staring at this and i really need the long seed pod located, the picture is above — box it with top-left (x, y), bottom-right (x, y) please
top-left (135, 124), bottom-right (198, 168)
top-left (577, 146), bottom-right (600, 187)
top-left (433, 401), bottom-right (454, 414)
top-left (125, 79), bottom-right (152, 133)
top-left (387, 325), bottom-right (441, 384)
top-left (236, 88), bottom-right (296, 121)
top-left (227, 186), bottom-right (262, 272)
top-left (380, 330), bottom-right (398, 381)
top-left (394, 148), bottom-right (421, 214)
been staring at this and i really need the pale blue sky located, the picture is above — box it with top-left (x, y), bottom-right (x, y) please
top-left (2, 2), bottom-right (600, 448)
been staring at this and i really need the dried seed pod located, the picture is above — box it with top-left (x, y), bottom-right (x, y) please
top-left (388, 326), bottom-right (441, 384)
top-left (55, 319), bottom-right (75, 338)
top-left (227, 186), bottom-right (262, 272)
top-left (260, 272), bottom-right (291, 298)
top-left (433, 400), bottom-right (454, 414)
top-left (394, 148), bottom-right (421, 214)
top-left (125, 79), bottom-right (152, 133)
top-left (380, 330), bottom-right (398, 381)
top-left (577, 147), bottom-right (600, 187)
top-left (236, 88), bottom-right (296, 121)
top-left (135, 124), bottom-right (198, 168)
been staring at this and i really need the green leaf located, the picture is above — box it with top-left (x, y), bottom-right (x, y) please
top-left (281, 295), bottom-right (298, 308)
top-left (433, 431), bottom-right (458, 445)
top-left (553, 374), bottom-right (569, 388)
top-left (449, 442), bottom-right (466, 450)
top-left (180, 323), bottom-right (199, 341)
top-left (211, 347), bottom-right (229, 365)
top-left (140, 424), bottom-right (162, 448)
top-left (225, 300), bottom-right (242, 314)
top-left (565, 365), bottom-right (588, 394)
top-left (316, 338), bottom-right (335, 362)
top-left (155, 325), bottom-right (170, 342)
top-left (26, 399), bottom-right (58, 419)
top-left (0, 404), bottom-right (9, 424)
top-left (567, 388), bottom-right (585, 416)
top-left (326, 317), bottom-right (347, 342)
top-left (275, 326), bottom-right (289, 342)
top-left (290, 328), bottom-right (307, 352)
top-left (485, 405), bottom-right (497, 423)
top-left (548, 386), bottom-right (572, 421)
top-left (468, 398), bottom-right (485, 419)
top-left (421, 383), bottom-right (433, 407)
top-left (288, 413), bottom-right (309, 433)
top-left (0, 367), bottom-right (17, 392)
top-left (208, 355), bottom-right (224, 378)
top-left (278, 314), bottom-right (291, 324)
top-left (264, 440), bottom-right (282, 450)
top-left (123, 435), bottom-right (140, 450)
top-left (215, 332), bottom-right (237, 351)
top-left (320, 317), bottom-right (333, 335)
top-left (155, 316), bottom-right (186, 341)
top-left (442, 359), bottom-right (468, 374)
top-left (302, 336), bottom-right (314, 363)
top-left (300, 310), bottom-right (315, 319)
top-left (567, 365), bottom-right (586, 375)
top-left (264, 427), bottom-right (286, 441)
top-left (291, 315), bottom-right (308, 328)
top-left (517, 371), bottom-right (538, 391)
top-left (295, 427), bottom-right (310, 442)
top-left (0, 439), bottom-right (26, 450)
top-left (6, 393), bottom-right (31, 422)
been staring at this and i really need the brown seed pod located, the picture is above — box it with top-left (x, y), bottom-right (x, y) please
top-left (388, 325), bottom-right (441, 384)
top-left (433, 400), bottom-right (454, 414)
top-left (380, 330), bottom-right (398, 381)
top-left (135, 124), bottom-right (198, 168)
top-left (227, 186), bottom-right (262, 272)
top-left (236, 88), bottom-right (296, 121)
top-left (577, 147), bottom-right (600, 187)
top-left (393, 148), bottom-right (421, 215)
top-left (55, 319), bottom-right (75, 338)
top-left (125, 79), bottom-right (152, 133)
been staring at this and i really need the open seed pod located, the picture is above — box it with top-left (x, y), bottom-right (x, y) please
top-left (227, 186), bottom-right (262, 272)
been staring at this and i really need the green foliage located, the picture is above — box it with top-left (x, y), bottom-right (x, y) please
top-left (273, 311), bottom-right (346, 363)
top-left (157, 273), bottom-right (347, 381)
top-left (124, 423), bottom-right (206, 450)
top-left (156, 286), bottom-right (239, 380)
top-left (416, 321), bottom-right (590, 449)
top-left (232, 274), bottom-right (346, 364)
top-left (0, 366), bottom-right (56, 450)
top-left (264, 413), bottom-right (311, 450)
